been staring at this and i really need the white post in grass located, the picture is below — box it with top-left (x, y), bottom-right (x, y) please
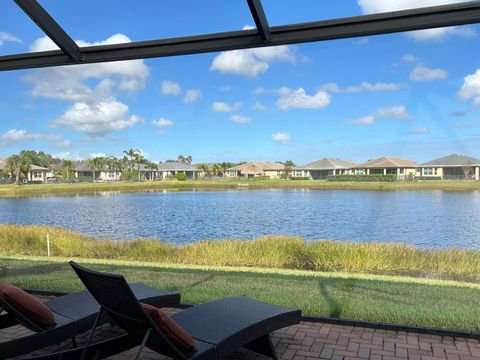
top-left (47, 234), bottom-right (51, 257)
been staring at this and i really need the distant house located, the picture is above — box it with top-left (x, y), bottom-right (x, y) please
top-left (225, 162), bottom-right (285, 179)
top-left (0, 158), bottom-right (49, 183)
top-left (420, 154), bottom-right (480, 180)
top-left (28, 164), bottom-right (49, 182)
top-left (354, 156), bottom-right (417, 179)
top-left (157, 162), bottom-right (199, 179)
top-left (293, 158), bottom-right (356, 179)
top-left (74, 163), bottom-right (121, 181)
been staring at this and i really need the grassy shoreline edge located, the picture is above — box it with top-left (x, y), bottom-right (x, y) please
top-left (1, 224), bottom-right (479, 282)
top-left (2, 179), bottom-right (480, 198)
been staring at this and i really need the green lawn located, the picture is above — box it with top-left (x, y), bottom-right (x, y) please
top-left (1, 256), bottom-right (479, 333)
top-left (2, 179), bottom-right (480, 198)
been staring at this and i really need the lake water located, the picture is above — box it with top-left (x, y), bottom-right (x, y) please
top-left (1, 189), bottom-right (479, 249)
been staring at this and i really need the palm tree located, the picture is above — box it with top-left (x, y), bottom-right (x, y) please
top-left (6, 154), bottom-right (31, 185)
top-left (86, 157), bottom-right (105, 182)
top-left (211, 163), bottom-right (223, 176)
top-left (123, 148), bottom-right (140, 171)
top-left (62, 160), bottom-right (74, 181)
top-left (146, 161), bottom-right (158, 181)
top-left (196, 163), bottom-right (210, 178)
top-left (177, 155), bottom-right (192, 165)
top-left (134, 153), bottom-right (145, 181)
top-left (219, 162), bottom-right (231, 177)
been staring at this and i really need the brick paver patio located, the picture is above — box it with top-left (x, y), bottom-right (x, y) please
top-left (1, 296), bottom-right (479, 360)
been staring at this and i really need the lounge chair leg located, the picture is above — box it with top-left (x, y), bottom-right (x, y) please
top-left (72, 337), bottom-right (78, 348)
top-left (80, 307), bottom-right (104, 360)
top-left (244, 334), bottom-right (278, 360)
top-left (133, 328), bottom-right (151, 360)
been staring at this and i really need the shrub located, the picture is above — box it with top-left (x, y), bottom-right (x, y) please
top-left (327, 174), bottom-right (396, 182)
top-left (291, 177), bottom-right (310, 180)
top-left (176, 172), bottom-right (187, 181)
top-left (120, 172), bottom-right (138, 181)
top-left (416, 176), bottom-right (442, 181)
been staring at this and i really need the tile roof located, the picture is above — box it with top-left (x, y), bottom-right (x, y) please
top-left (157, 162), bottom-right (198, 171)
top-left (227, 162), bottom-right (285, 174)
top-left (355, 156), bottom-right (417, 168)
top-left (294, 158), bottom-right (356, 170)
top-left (0, 158), bottom-right (5, 171)
top-left (422, 154), bottom-right (480, 166)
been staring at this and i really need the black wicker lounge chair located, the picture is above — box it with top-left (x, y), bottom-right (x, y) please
top-left (70, 261), bottom-right (302, 360)
top-left (0, 282), bottom-right (180, 360)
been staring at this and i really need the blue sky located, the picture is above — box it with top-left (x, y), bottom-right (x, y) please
top-left (1, 0), bottom-right (480, 164)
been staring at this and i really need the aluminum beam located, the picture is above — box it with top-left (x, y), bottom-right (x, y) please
top-left (2, 1), bottom-right (480, 71)
top-left (247, 0), bottom-right (271, 41)
top-left (14, 0), bottom-right (80, 60)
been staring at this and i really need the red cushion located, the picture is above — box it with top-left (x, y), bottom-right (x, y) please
top-left (0, 282), bottom-right (56, 330)
top-left (141, 303), bottom-right (196, 352)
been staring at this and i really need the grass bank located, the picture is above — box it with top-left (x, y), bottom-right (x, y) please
top-left (1, 256), bottom-right (479, 332)
top-left (1, 225), bottom-right (479, 282)
top-left (2, 179), bottom-right (480, 198)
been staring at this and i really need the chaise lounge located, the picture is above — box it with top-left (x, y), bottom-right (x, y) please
top-left (0, 281), bottom-right (180, 359)
top-left (70, 261), bottom-right (302, 360)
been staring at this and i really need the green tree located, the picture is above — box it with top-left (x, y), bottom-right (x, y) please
top-left (177, 155), bottom-right (192, 165)
top-left (211, 163), bottom-right (223, 176)
top-left (123, 148), bottom-right (140, 171)
top-left (196, 163), bottom-right (210, 177)
top-left (19, 150), bottom-right (53, 168)
top-left (134, 152), bottom-right (145, 181)
top-left (6, 154), bottom-right (31, 185)
top-left (145, 161), bottom-right (158, 181)
top-left (282, 160), bottom-right (295, 179)
top-left (86, 157), bottom-right (105, 182)
top-left (62, 160), bottom-right (74, 181)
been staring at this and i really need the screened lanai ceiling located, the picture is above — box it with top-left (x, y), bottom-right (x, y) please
top-left (1, 0), bottom-right (480, 71)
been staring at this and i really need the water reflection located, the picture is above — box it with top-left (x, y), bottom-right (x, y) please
top-left (1, 189), bottom-right (479, 249)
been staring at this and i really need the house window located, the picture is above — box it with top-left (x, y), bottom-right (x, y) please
top-left (424, 168), bottom-right (434, 176)
top-left (32, 171), bottom-right (43, 179)
top-left (399, 168), bottom-right (405, 174)
top-left (107, 172), bottom-right (115, 177)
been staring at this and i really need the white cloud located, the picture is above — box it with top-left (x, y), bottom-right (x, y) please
top-left (0, 32), bottom-right (22, 46)
top-left (53, 152), bottom-right (83, 161)
top-left (27, 34), bottom-right (149, 99)
top-left (252, 102), bottom-right (267, 111)
top-left (89, 152), bottom-right (108, 159)
top-left (152, 118), bottom-right (174, 127)
top-left (346, 106), bottom-right (412, 125)
top-left (157, 130), bottom-right (167, 136)
top-left (346, 116), bottom-right (376, 125)
top-left (183, 89), bottom-right (202, 103)
top-left (161, 80), bottom-right (181, 96)
top-left (319, 81), bottom-right (405, 93)
top-left (357, 0), bottom-right (475, 41)
top-left (25, 34), bottom-right (147, 136)
top-left (409, 127), bottom-right (429, 135)
top-left (403, 54), bottom-right (418, 63)
top-left (230, 115), bottom-right (251, 124)
top-left (458, 69), bottom-right (480, 107)
top-left (253, 87), bottom-right (268, 96)
top-left (219, 85), bottom-right (232, 92)
top-left (210, 46), bottom-right (295, 78)
top-left (373, 106), bottom-right (412, 120)
top-left (211, 101), bottom-right (242, 112)
top-left (276, 87), bottom-right (331, 110)
top-left (410, 65), bottom-right (448, 81)
top-left (242, 25), bottom-right (255, 30)
top-left (272, 132), bottom-right (291, 144)
top-left (53, 98), bottom-right (141, 135)
top-left (0, 129), bottom-right (68, 149)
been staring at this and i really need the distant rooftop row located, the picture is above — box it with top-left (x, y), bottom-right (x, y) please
top-left (1, 154), bottom-right (479, 183)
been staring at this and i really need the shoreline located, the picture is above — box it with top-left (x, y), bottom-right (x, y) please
top-left (2, 179), bottom-right (480, 197)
